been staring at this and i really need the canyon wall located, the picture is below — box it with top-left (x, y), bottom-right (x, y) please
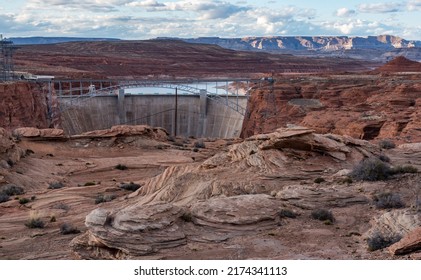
top-left (0, 82), bottom-right (59, 130)
top-left (241, 74), bottom-right (421, 143)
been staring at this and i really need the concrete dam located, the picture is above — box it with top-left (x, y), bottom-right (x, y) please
top-left (59, 89), bottom-right (248, 138)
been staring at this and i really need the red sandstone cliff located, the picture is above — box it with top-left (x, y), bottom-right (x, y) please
top-left (0, 82), bottom-right (60, 130)
top-left (241, 74), bottom-right (421, 143)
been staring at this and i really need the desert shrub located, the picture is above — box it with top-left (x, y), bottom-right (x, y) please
top-left (155, 144), bottom-right (166, 150)
top-left (278, 209), bottom-right (298, 219)
top-left (19, 198), bottom-right (30, 205)
top-left (60, 223), bottom-right (81, 235)
top-left (194, 140), bottom-right (206, 149)
top-left (314, 177), bottom-right (325, 184)
top-left (193, 148), bottom-right (199, 152)
top-left (379, 139), bottom-right (396, 149)
top-left (392, 165), bottom-right (418, 174)
top-left (84, 181), bottom-right (96, 186)
top-left (0, 184), bottom-right (24, 196)
top-left (338, 177), bottom-right (353, 184)
top-left (95, 194), bottom-right (116, 204)
top-left (373, 192), bottom-right (404, 209)
top-left (367, 231), bottom-right (401, 251)
top-left (0, 194), bottom-right (10, 203)
top-left (48, 182), bottom-right (64, 189)
top-left (173, 141), bottom-right (184, 147)
top-left (311, 209), bottom-right (335, 223)
top-left (54, 203), bottom-right (70, 211)
top-left (350, 158), bottom-right (393, 181)
top-left (120, 182), bottom-right (141, 192)
top-left (181, 212), bottom-right (193, 222)
top-left (115, 164), bottom-right (128, 170)
top-left (25, 218), bottom-right (45, 229)
top-left (378, 154), bottom-right (390, 163)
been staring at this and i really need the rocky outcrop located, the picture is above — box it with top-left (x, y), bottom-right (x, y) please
top-left (0, 82), bottom-right (60, 130)
top-left (13, 127), bottom-right (66, 140)
top-left (389, 227), bottom-right (421, 255)
top-left (376, 56), bottom-right (421, 72)
top-left (72, 127), bottom-right (381, 258)
top-left (365, 209), bottom-right (421, 251)
top-left (0, 128), bottom-right (25, 168)
top-left (72, 125), bottom-right (168, 142)
top-left (71, 194), bottom-right (286, 258)
top-left (241, 74), bottom-right (421, 143)
top-left (369, 210), bottom-right (421, 237)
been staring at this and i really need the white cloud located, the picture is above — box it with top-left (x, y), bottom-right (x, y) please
top-left (407, 0), bottom-right (421, 11)
top-left (358, 2), bottom-right (403, 13)
top-left (26, 0), bottom-right (130, 12)
top-left (336, 8), bottom-right (356, 17)
top-left (128, 0), bottom-right (249, 19)
top-left (319, 18), bottom-right (401, 37)
top-left (127, 0), bottom-right (165, 7)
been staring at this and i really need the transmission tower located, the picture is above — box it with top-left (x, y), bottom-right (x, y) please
top-left (0, 34), bottom-right (16, 81)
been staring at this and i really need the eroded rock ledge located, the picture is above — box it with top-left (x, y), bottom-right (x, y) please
top-left (72, 127), bottom-right (387, 259)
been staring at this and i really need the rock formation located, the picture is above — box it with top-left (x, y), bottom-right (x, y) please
top-left (72, 125), bottom-right (168, 141)
top-left (183, 35), bottom-right (421, 61)
top-left (375, 56), bottom-right (421, 72)
top-left (389, 227), bottom-right (421, 255)
top-left (241, 73), bottom-right (421, 143)
top-left (13, 127), bottom-right (65, 140)
top-left (185, 35), bottom-right (420, 52)
top-left (71, 127), bottom-right (382, 259)
top-left (0, 128), bottom-right (25, 169)
top-left (0, 82), bottom-right (60, 130)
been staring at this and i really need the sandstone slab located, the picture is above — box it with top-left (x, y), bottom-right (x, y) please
top-left (389, 227), bottom-right (421, 255)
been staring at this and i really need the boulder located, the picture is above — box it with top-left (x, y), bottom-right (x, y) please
top-left (0, 128), bottom-right (25, 165)
top-left (398, 143), bottom-right (421, 153)
top-left (389, 227), bottom-right (421, 255)
top-left (366, 210), bottom-right (421, 243)
top-left (73, 203), bottom-right (186, 257)
top-left (13, 127), bottom-right (65, 139)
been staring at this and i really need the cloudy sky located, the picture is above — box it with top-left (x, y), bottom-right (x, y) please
top-left (1, 0), bottom-right (421, 40)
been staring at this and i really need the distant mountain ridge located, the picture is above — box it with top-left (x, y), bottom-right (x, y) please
top-left (182, 35), bottom-right (421, 51)
top-left (9, 37), bottom-right (120, 45)
top-left (179, 35), bottom-right (421, 62)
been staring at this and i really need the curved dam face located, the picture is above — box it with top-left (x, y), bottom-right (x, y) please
top-left (59, 93), bottom-right (247, 138)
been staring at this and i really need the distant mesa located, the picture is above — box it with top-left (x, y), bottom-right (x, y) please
top-left (376, 56), bottom-right (421, 72)
top-left (9, 36), bottom-right (120, 45)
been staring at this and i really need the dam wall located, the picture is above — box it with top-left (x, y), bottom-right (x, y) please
top-left (59, 93), bottom-right (247, 138)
